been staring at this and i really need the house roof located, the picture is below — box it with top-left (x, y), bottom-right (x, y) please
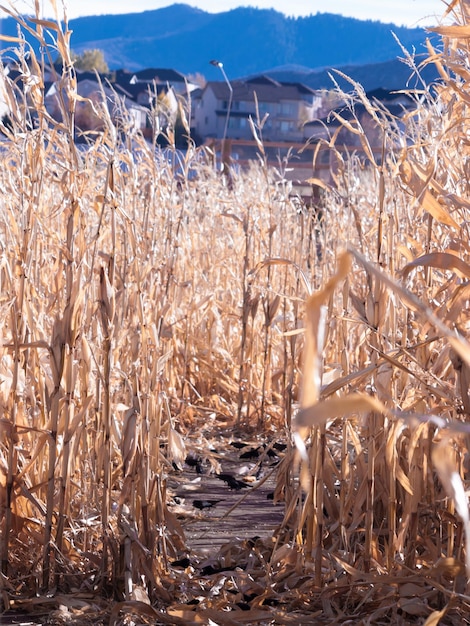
top-left (366, 87), bottom-right (414, 105)
top-left (61, 78), bottom-right (148, 114)
top-left (112, 81), bottom-right (168, 102)
top-left (113, 68), bottom-right (134, 87)
top-left (281, 81), bottom-right (320, 96)
top-left (206, 79), bottom-right (317, 103)
top-left (113, 82), bottom-right (142, 100)
top-left (245, 75), bottom-right (281, 86)
top-left (191, 87), bottom-right (203, 99)
top-left (133, 68), bottom-right (187, 83)
top-left (76, 69), bottom-right (110, 83)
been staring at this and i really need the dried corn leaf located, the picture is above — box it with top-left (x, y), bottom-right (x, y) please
top-left (110, 601), bottom-right (185, 624)
top-left (432, 440), bottom-right (470, 579)
top-left (423, 607), bottom-right (448, 626)
top-left (398, 598), bottom-right (430, 617)
top-left (395, 464), bottom-right (414, 496)
top-left (428, 24), bottom-right (470, 38)
top-left (297, 392), bottom-right (389, 428)
top-left (29, 17), bottom-right (61, 31)
top-left (399, 161), bottom-right (459, 228)
top-left (331, 111), bottom-right (362, 135)
top-left (350, 246), bottom-right (470, 368)
top-left (0, 34), bottom-right (25, 43)
top-left (420, 190), bottom-right (459, 228)
top-left (305, 177), bottom-right (330, 190)
top-left (168, 427), bottom-right (186, 467)
top-left (248, 257), bottom-right (312, 296)
top-left (300, 251), bottom-right (351, 411)
top-left (402, 252), bottom-right (470, 280)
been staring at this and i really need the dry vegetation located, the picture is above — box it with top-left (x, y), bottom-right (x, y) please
top-left (2, 1), bottom-right (470, 624)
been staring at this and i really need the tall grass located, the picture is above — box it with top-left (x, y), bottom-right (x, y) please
top-left (2, 1), bottom-right (470, 622)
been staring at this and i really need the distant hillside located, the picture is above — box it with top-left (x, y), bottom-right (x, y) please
top-left (263, 57), bottom-right (441, 92)
top-left (0, 4), bottom-right (441, 89)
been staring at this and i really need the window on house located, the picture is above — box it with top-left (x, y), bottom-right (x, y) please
top-left (258, 102), bottom-right (272, 115)
top-left (280, 102), bottom-right (296, 116)
top-left (228, 117), bottom-right (248, 130)
top-left (280, 120), bottom-right (296, 133)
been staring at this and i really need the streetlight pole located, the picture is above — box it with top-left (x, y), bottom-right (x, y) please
top-left (210, 59), bottom-right (233, 173)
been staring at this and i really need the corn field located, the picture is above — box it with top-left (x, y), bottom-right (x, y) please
top-left (2, 1), bottom-right (470, 624)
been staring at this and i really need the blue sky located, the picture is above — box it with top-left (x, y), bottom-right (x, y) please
top-left (7, 0), bottom-right (446, 26)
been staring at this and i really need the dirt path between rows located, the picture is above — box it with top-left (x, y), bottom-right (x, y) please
top-left (166, 435), bottom-right (287, 558)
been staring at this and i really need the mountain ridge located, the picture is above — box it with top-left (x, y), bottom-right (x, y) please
top-left (0, 4), bottom-right (441, 89)
top-left (262, 56), bottom-right (438, 92)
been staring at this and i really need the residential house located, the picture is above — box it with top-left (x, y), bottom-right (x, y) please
top-left (45, 75), bottom-right (149, 134)
top-left (112, 78), bottom-right (178, 138)
top-left (193, 75), bottom-right (322, 143)
top-left (1, 60), bottom-right (194, 140)
top-left (113, 68), bottom-right (184, 137)
top-left (301, 88), bottom-right (418, 183)
top-left (303, 88), bottom-right (417, 149)
top-left (125, 77), bottom-right (178, 112)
